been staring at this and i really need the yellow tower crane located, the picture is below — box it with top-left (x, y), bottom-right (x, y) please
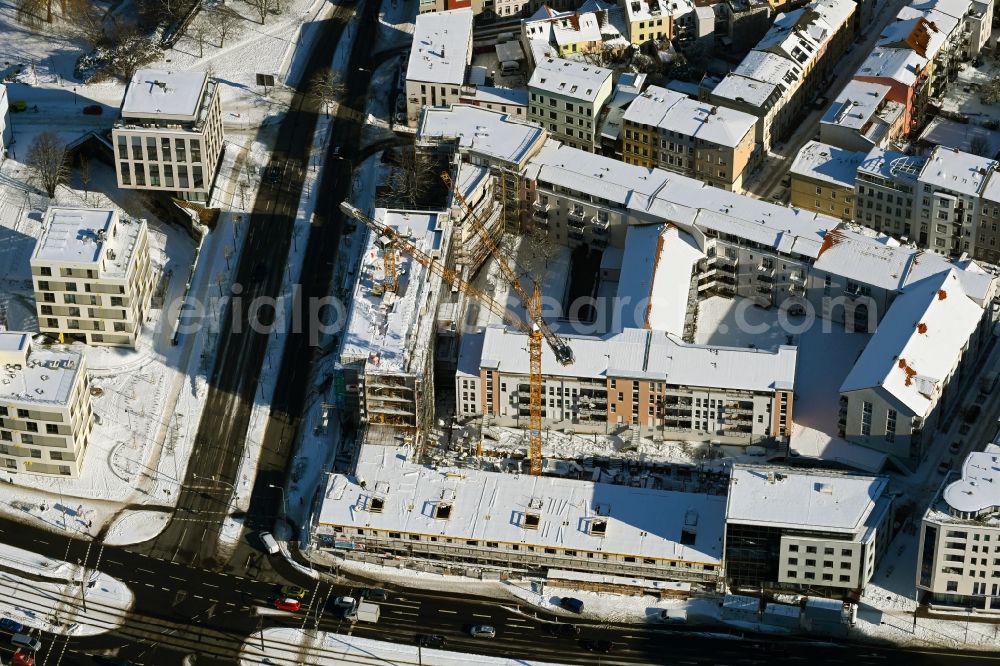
top-left (339, 200), bottom-right (573, 475)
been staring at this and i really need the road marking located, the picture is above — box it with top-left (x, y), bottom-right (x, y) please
top-left (390, 610), bottom-right (419, 617)
top-left (203, 582), bottom-right (219, 588)
top-left (438, 609), bottom-right (457, 614)
top-left (137, 568), bottom-right (155, 575)
top-left (473, 613), bottom-right (492, 619)
top-left (169, 576), bottom-right (186, 582)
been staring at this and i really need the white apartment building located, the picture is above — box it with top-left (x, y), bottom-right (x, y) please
top-left (405, 9), bottom-right (474, 126)
top-left (819, 80), bottom-right (906, 153)
top-left (31, 207), bottom-right (154, 349)
top-left (314, 443), bottom-right (728, 584)
top-left (917, 437), bottom-right (1000, 612)
top-left (915, 146), bottom-right (998, 257)
top-left (725, 465), bottom-right (894, 595)
top-left (528, 57), bottom-right (613, 151)
top-left (854, 147), bottom-right (926, 241)
top-left (0, 332), bottom-right (93, 477)
top-left (113, 70), bottom-right (224, 202)
top-left (0, 83), bottom-right (11, 157)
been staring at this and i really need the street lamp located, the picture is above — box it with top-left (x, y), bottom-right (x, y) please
top-left (269, 483), bottom-right (288, 516)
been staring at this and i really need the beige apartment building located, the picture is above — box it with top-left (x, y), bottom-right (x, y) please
top-left (113, 70), bottom-right (224, 202)
top-left (0, 332), bottom-right (93, 477)
top-left (789, 141), bottom-right (865, 220)
top-left (31, 207), bottom-right (154, 349)
top-left (405, 9), bottom-right (474, 126)
top-left (917, 437), bottom-right (1000, 612)
top-left (622, 86), bottom-right (759, 191)
top-left (528, 57), bottom-right (613, 152)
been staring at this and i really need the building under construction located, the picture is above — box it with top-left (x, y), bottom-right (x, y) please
top-left (338, 209), bottom-right (452, 439)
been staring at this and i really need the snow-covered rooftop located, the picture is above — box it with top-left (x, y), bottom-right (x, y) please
top-left (710, 73), bottom-right (779, 109)
top-left (463, 86), bottom-right (529, 107)
top-left (727, 465), bottom-right (889, 534)
top-left (319, 444), bottom-right (726, 565)
top-left (857, 146), bottom-right (927, 181)
top-left (406, 9), bottom-right (474, 86)
top-left (528, 57), bottom-right (612, 103)
top-left (821, 80), bottom-right (892, 131)
top-left (734, 51), bottom-right (802, 92)
top-left (985, 171), bottom-right (1000, 204)
top-left (789, 140), bottom-right (865, 188)
top-left (918, 145), bottom-right (997, 197)
top-left (616, 224), bottom-right (704, 335)
top-left (340, 209), bottom-right (448, 373)
top-left (31, 207), bottom-right (144, 279)
top-left (855, 46), bottom-right (927, 86)
top-left (418, 105), bottom-right (546, 167)
top-left (839, 269), bottom-right (984, 416)
top-left (121, 69), bottom-right (207, 118)
top-left (0, 333), bottom-right (84, 407)
top-left (469, 325), bottom-right (796, 392)
top-left (942, 443), bottom-right (1000, 516)
top-left (622, 86), bottom-right (757, 148)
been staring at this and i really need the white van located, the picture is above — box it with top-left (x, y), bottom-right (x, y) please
top-left (12, 633), bottom-right (42, 651)
top-left (259, 531), bottom-right (280, 555)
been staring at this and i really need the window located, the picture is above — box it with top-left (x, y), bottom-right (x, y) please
top-left (861, 401), bottom-right (873, 436)
top-left (805, 546), bottom-right (817, 554)
top-left (789, 544), bottom-right (799, 552)
top-left (46, 424), bottom-right (58, 434)
top-left (886, 408), bottom-right (897, 443)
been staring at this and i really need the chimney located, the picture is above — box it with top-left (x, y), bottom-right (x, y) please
top-left (917, 322), bottom-right (927, 334)
top-left (938, 289), bottom-right (947, 300)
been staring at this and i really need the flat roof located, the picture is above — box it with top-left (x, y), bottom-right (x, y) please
top-left (320, 444), bottom-right (726, 565)
top-left (821, 80), bottom-right (892, 130)
top-left (840, 269), bottom-right (984, 417)
top-left (31, 207), bottom-right (145, 279)
top-left (710, 73), bottom-right (779, 109)
top-left (857, 146), bottom-right (926, 181)
top-left (476, 325), bottom-right (797, 392)
top-left (528, 57), bottom-right (612, 103)
top-left (623, 86), bottom-right (757, 147)
top-left (406, 9), bottom-right (473, 85)
top-left (121, 69), bottom-right (207, 118)
top-left (418, 105), bottom-right (546, 166)
top-left (727, 465), bottom-right (888, 534)
top-left (918, 145), bottom-right (997, 197)
top-left (340, 209), bottom-right (447, 373)
top-left (985, 171), bottom-right (1000, 204)
top-left (464, 86), bottom-right (529, 107)
top-left (789, 140), bottom-right (865, 188)
top-left (0, 333), bottom-right (83, 406)
top-left (942, 443), bottom-right (1000, 515)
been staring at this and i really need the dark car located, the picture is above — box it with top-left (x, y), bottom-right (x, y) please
top-left (415, 634), bottom-right (446, 648)
top-left (545, 623), bottom-right (580, 637)
top-left (362, 588), bottom-right (389, 602)
top-left (580, 639), bottom-right (613, 653)
top-left (559, 597), bottom-right (585, 613)
top-left (265, 165), bottom-right (281, 183)
top-left (949, 440), bottom-right (962, 454)
top-left (82, 104), bottom-right (103, 115)
top-left (0, 617), bottom-right (24, 633)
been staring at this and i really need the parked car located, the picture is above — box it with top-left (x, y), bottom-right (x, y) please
top-left (559, 597), bottom-right (584, 613)
top-left (273, 598), bottom-right (301, 612)
top-left (265, 165), bottom-right (282, 183)
top-left (949, 440), bottom-right (962, 455)
top-left (82, 104), bottom-right (103, 115)
top-left (545, 623), bottom-right (580, 637)
top-left (11, 634), bottom-right (42, 652)
top-left (415, 634), bottom-right (446, 648)
top-left (937, 460), bottom-right (952, 474)
top-left (469, 625), bottom-right (496, 639)
top-left (332, 596), bottom-right (358, 620)
top-left (580, 639), bottom-right (613, 653)
top-left (280, 585), bottom-right (308, 599)
top-left (1, 618), bottom-right (25, 633)
top-left (964, 404), bottom-right (981, 423)
top-left (13, 649), bottom-right (34, 666)
top-left (258, 531), bottom-right (280, 555)
top-left (362, 588), bottom-right (389, 602)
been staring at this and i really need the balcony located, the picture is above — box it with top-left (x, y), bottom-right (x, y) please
top-left (568, 217), bottom-right (585, 230)
top-left (757, 263), bottom-right (775, 276)
top-left (568, 208), bottom-right (587, 221)
top-left (568, 230), bottom-right (585, 242)
top-left (592, 237), bottom-right (608, 249)
top-left (532, 200), bottom-right (550, 213)
top-left (533, 207), bottom-right (549, 221)
top-left (589, 216), bottom-right (610, 232)
top-left (789, 282), bottom-right (804, 294)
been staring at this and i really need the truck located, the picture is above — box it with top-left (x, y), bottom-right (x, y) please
top-left (355, 601), bottom-right (380, 623)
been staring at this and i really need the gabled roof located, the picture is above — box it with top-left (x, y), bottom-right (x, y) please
top-left (840, 269), bottom-right (984, 416)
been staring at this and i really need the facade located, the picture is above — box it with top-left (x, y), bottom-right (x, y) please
top-left (0, 83), bottom-right (10, 157)
top-left (819, 80), bottom-right (906, 153)
top-left (917, 437), bottom-right (1000, 612)
top-left (458, 87), bottom-right (529, 119)
top-left (521, 3), bottom-right (630, 59)
top-left (314, 443), bottom-right (728, 584)
top-left (725, 465), bottom-right (894, 595)
top-left (621, 86), bottom-right (760, 191)
top-left (30, 207), bottom-right (154, 349)
top-left (978, 172), bottom-right (1000, 265)
top-left (788, 141), bottom-right (865, 220)
top-left (528, 57), bottom-right (613, 151)
top-left (622, 0), bottom-right (689, 44)
top-left (0, 332), bottom-right (93, 477)
top-left (854, 147), bottom-right (926, 241)
top-left (710, 0), bottom-right (856, 149)
top-left (112, 70), bottom-right (224, 202)
top-left (405, 9), bottom-right (475, 126)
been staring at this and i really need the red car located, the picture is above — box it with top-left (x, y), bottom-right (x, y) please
top-left (82, 104), bottom-right (103, 115)
top-left (274, 598), bottom-right (301, 612)
top-left (13, 649), bottom-right (35, 666)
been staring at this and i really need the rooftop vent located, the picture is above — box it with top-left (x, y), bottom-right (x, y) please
top-left (370, 496), bottom-right (385, 513)
top-left (523, 512), bottom-right (541, 529)
top-left (433, 503), bottom-right (452, 520)
top-left (589, 517), bottom-right (608, 536)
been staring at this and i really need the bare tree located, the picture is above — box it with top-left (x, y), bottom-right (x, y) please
top-left (969, 136), bottom-right (991, 158)
top-left (78, 155), bottom-right (92, 204)
top-left (245, 0), bottom-right (280, 24)
top-left (389, 146), bottom-right (436, 208)
top-left (190, 19), bottom-right (212, 58)
top-left (980, 78), bottom-right (1000, 105)
top-left (27, 132), bottom-right (69, 198)
top-left (98, 22), bottom-right (160, 80)
top-left (212, 7), bottom-right (244, 47)
top-left (307, 67), bottom-right (346, 116)
top-left (15, 0), bottom-right (50, 25)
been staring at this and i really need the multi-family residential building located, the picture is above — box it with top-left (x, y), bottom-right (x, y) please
top-left (819, 80), bottom-right (906, 153)
top-left (621, 0), bottom-right (689, 44)
top-left (917, 436), bottom-right (1000, 612)
top-left (725, 465), bottom-right (894, 595)
top-left (419, 0), bottom-right (487, 15)
top-left (30, 207), bottom-right (154, 349)
top-left (313, 442), bottom-right (728, 584)
top-left (854, 146), bottom-right (926, 240)
top-left (789, 141), bottom-right (865, 220)
top-left (405, 9), bottom-right (474, 126)
top-left (112, 70), bottom-right (224, 202)
top-left (621, 86), bottom-right (760, 191)
top-left (528, 57), bottom-right (613, 151)
top-left (710, 0), bottom-right (856, 149)
top-left (839, 266), bottom-right (997, 467)
top-left (978, 172), bottom-right (1000, 265)
top-left (0, 332), bottom-right (93, 477)
top-left (458, 87), bottom-right (529, 119)
top-left (0, 83), bottom-right (11, 157)
top-left (521, 2), bottom-right (630, 59)
top-left (915, 146), bottom-right (998, 257)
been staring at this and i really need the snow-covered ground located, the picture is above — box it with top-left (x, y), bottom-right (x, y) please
top-left (240, 627), bottom-right (566, 666)
top-left (0, 542), bottom-right (132, 637)
top-left (375, 0), bottom-right (417, 53)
